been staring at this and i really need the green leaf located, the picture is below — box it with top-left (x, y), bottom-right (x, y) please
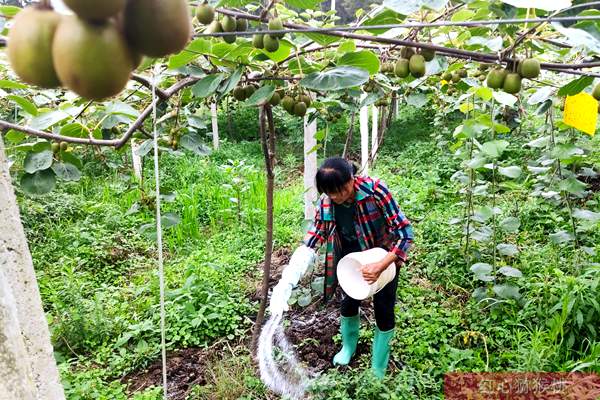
top-left (549, 230), bottom-right (573, 245)
top-left (470, 262), bottom-right (492, 275)
top-left (24, 150), bottom-right (53, 174)
top-left (168, 39), bottom-right (212, 69)
top-left (557, 76), bottom-right (594, 96)
top-left (285, 0), bottom-right (323, 8)
top-left (260, 39), bottom-right (292, 63)
top-left (245, 85), bottom-right (275, 106)
top-left (20, 169), bottom-right (56, 195)
top-left (0, 80), bottom-right (28, 90)
top-left (7, 95), bottom-right (38, 116)
top-left (135, 140), bottom-right (153, 157)
top-left (558, 177), bottom-right (587, 195)
top-left (338, 51), bottom-right (380, 75)
top-left (51, 162), bottom-right (81, 181)
top-left (161, 212), bottom-right (181, 228)
top-left (492, 91), bottom-right (517, 107)
top-left (303, 32), bottom-right (340, 46)
top-left (499, 217), bottom-right (520, 233)
top-left (0, 6), bottom-right (21, 17)
top-left (383, 0), bottom-right (448, 16)
top-left (498, 165), bottom-right (522, 179)
top-left (497, 266), bottom-right (522, 278)
top-left (481, 140), bottom-right (509, 158)
top-left (337, 40), bottom-right (356, 54)
top-left (528, 86), bottom-right (554, 105)
top-left (191, 74), bottom-right (225, 98)
top-left (475, 87), bottom-right (493, 101)
top-left (406, 93), bottom-right (428, 108)
top-left (60, 123), bottom-right (90, 138)
top-left (572, 209), bottom-right (600, 223)
top-left (218, 67), bottom-right (244, 98)
top-left (180, 133), bottom-right (212, 156)
top-left (361, 8), bottom-right (405, 34)
top-left (30, 110), bottom-right (70, 130)
top-left (5, 129), bottom-right (26, 144)
top-left (300, 66), bottom-right (369, 91)
top-left (497, 243), bottom-right (519, 257)
top-left (492, 284), bottom-right (521, 300)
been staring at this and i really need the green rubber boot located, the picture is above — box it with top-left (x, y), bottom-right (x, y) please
top-left (332, 314), bottom-right (360, 366)
top-left (371, 326), bottom-right (395, 379)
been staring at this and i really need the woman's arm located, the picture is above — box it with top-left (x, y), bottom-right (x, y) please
top-left (362, 179), bottom-right (414, 283)
top-left (302, 198), bottom-right (330, 250)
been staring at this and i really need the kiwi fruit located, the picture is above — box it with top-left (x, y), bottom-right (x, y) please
top-left (124, 0), bottom-right (191, 58)
top-left (294, 101), bottom-right (307, 117)
top-left (252, 34), bottom-right (264, 49)
top-left (52, 142), bottom-right (60, 153)
top-left (245, 84), bottom-right (257, 98)
top-left (63, 0), bottom-right (125, 20)
top-left (400, 47), bottom-right (415, 59)
top-left (236, 18), bottom-right (248, 32)
top-left (263, 34), bottom-right (279, 52)
top-left (60, 142), bottom-right (68, 151)
top-left (223, 33), bottom-right (237, 44)
top-left (593, 83), bottom-right (600, 100)
top-left (486, 68), bottom-right (505, 89)
top-left (233, 86), bottom-right (246, 101)
top-left (451, 72), bottom-right (461, 83)
top-left (299, 94), bottom-right (312, 108)
top-left (394, 58), bottom-right (410, 78)
top-left (520, 58), bottom-right (540, 79)
top-left (196, 2), bottom-right (215, 25)
top-left (282, 95), bottom-right (295, 112)
top-left (221, 15), bottom-right (237, 32)
top-left (458, 69), bottom-right (467, 78)
top-left (7, 6), bottom-right (61, 88)
top-left (268, 17), bottom-right (284, 39)
top-left (53, 16), bottom-right (135, 100)
top-left (421, 48), bottom-right (436, 62)
top-left (205, 20), bottom-right (223, 34)
top-left (442, 72), bottom-right (452, 81)
top-left (269, 92), bottom-right (281, 106)
top-left (503, 73), bottom-right (521, 94)
top-left (409, 54), bottom-right (426, 78)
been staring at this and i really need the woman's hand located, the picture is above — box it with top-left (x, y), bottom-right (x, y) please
top-left (361, 262), bottom-right (386, 284)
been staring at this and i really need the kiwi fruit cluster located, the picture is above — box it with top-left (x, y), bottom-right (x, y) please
top-left (320, 109), bottom-right (342, 123)
top-left (197, 3), bottom-right (249, 45)
top-left (7, 0), bottom-right (191, 100)
top-left (232, 84), bottom-right (258, 101)
top-left (485, 57), bottom-right (540, 94)
top-left (282, 92), bottom-right (311, 117)
top-left (250, 18), bottom-right (284, 52)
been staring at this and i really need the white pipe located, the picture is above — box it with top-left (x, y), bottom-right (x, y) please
top-left (360, 95), bottom-right (369, 175)
top-left (303, 115), bottom-right (318, 220)
top-left (211, 102), bottom-right (219, 150)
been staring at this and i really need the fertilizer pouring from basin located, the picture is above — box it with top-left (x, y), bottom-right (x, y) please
top-left (337, 247), bottom-right (396, 300)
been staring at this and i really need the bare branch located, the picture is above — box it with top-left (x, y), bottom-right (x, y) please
top-left (131, 74), bottom-right (169, 100)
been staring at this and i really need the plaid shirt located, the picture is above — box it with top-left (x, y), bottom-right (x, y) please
top-left (303, 176), bottom-right (414, 301)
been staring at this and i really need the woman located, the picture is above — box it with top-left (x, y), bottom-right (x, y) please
top-left (303, 157), bottom-right (414, 379)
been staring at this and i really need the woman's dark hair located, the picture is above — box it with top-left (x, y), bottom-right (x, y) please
top-left (315, 157), bottom-right (358, 194)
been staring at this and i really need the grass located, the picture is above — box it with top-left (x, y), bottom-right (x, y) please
top-left (14, 104), bottom-right (600, 399)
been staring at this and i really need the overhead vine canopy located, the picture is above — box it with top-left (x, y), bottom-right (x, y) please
top-left (0, 0), bottom-right (599, 194)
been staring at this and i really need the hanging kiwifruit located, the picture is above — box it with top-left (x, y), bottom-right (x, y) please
top-left (52, 16), bottom-right (135, 100)
top-left (520, 58), bottom-right (540, 79)
top-left (263, 34), bottom-right (280, 52)
top-left (409, 54), bottom-right (426, 78)
top-left (196, 1), bottom-right (215, 25)
top-left (451, 72), bottom-right (461, 83)
top-left (593, 83), bottom-right (600, 100)
top-left (421, 48), bottom-right (436, 62)
top-left (268, 17), bottom-right (284, 39)
top-left (60, 142), bottom-right (68, 151)
top-left (294, 101), bottom-right (307, 117)
top-left (63, 0), bottom-right (125, 20)
top-left (282, 95), bottom-right (295, 112)
top-left (233, 86), bottom-right (246, 101)
top-left (458, 68), bottom-right (467, 78)
top-left (269, 92), bottom-right (281, 106)
top-left (442, 72), bottom-right (452, 81)
top-left (236, 18), bottom-right (248, 31)
top-left (205, 20), bottom-right (223, 34)
top-left (394, 58), bottom-right (410, 78)
top-left (245, 84), bottom-right (257, 98)
top-left (223, 33), bottom-right (237, 44)
top-left (51, 142), bottom-right (60, 153)
top-left (299, 94), bottom-right (312, 108)
top-left (486, 68), bottom-right (505, 89)
top-left (400, 47), bottom-right (415, 59)
top-left (503, 73), bottom-right (521, 94)
top-left (221, 15), bottom-right (237, 32)
top-left (124, 0), bottom-right (191, 58)
top-left (7, 6), bottom-right (61, 88)
top-left (252, 33), bottom-right (265, 49)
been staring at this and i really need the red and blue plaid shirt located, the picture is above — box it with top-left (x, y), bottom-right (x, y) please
top-left (303, 175), bottom-right (414, 301)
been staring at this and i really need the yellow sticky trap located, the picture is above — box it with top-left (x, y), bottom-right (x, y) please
top-left (564, 92), bottom-right (598, 136)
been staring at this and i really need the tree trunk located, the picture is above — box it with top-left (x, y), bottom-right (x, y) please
top-left (0, 135), bottom-right (66, 400)
top-left (252, 106), bottom-right (275, 352)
